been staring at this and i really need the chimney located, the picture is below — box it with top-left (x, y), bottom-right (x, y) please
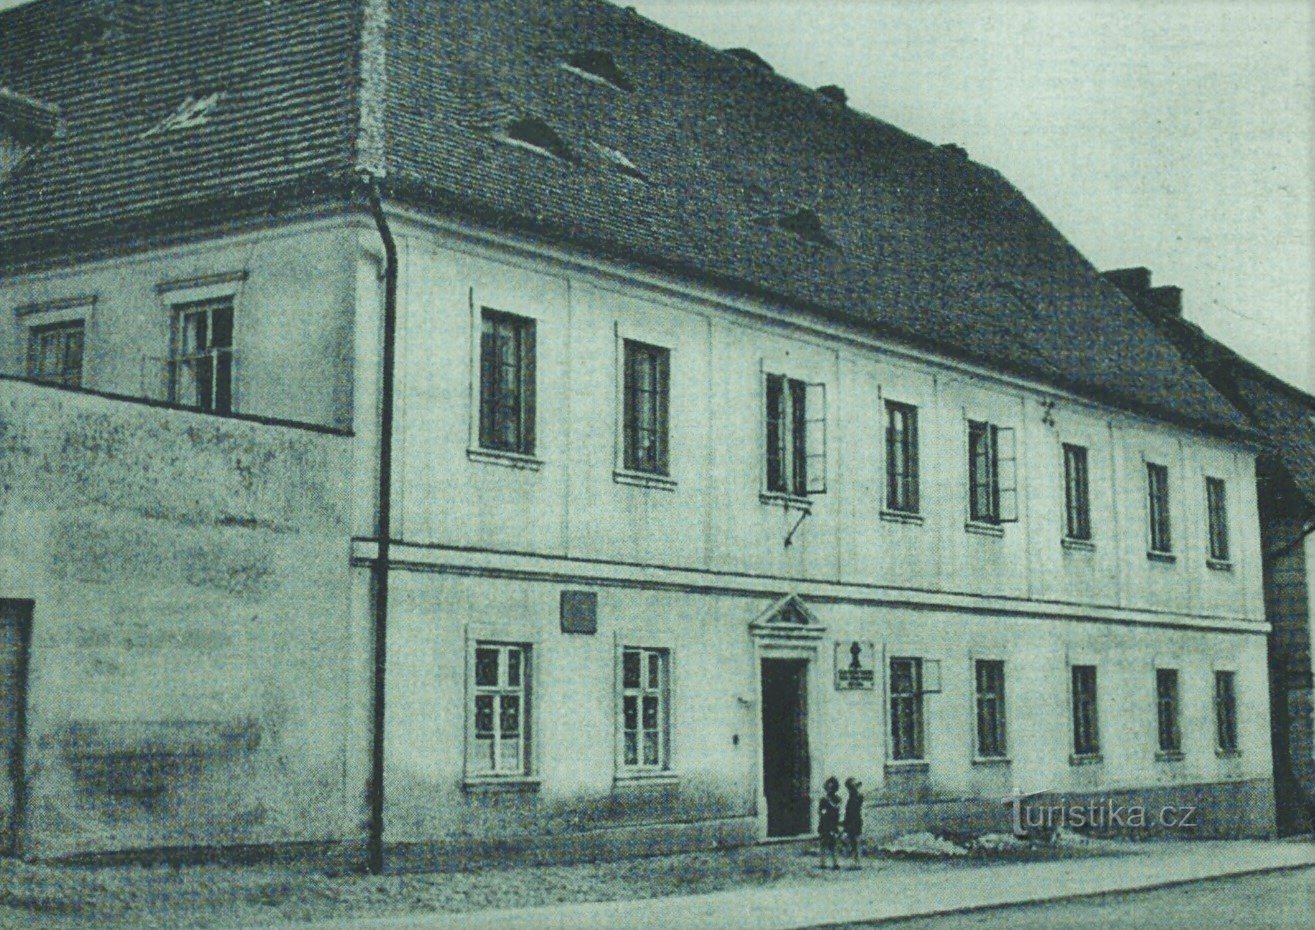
top-left (1147, 285), bottom-right (1182, 317)
top-left (1103, 268), bottom-right (1183, 318)
top-left (817, 85), bottom-right (847, 106)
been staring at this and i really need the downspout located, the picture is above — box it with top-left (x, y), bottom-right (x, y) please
top-left (363, 175), bottom-right (398, 875)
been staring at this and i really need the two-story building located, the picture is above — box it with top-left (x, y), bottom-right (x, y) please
top-left (0, 0), bottom-right (1275, 865)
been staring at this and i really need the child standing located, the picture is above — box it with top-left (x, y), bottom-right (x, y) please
top-left (843, 777), bottom-right (864, 869)
top-left (817, 776), bottom-right (841, 869)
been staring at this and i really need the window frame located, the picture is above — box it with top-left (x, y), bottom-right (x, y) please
top-left (885, 400), bottom-right (920, 514)
top-left (889, 656), bottom-right (925, 761)
top-left (1146, 462), bottom-right (1173, 555)
top-left (26, 318), bottom-right (85, 388)
top-left (169, 295), bottom-right (235, 415)
top-left (1156, 668), bottom-right (1182, 756)
top-left (1062, 443), bottom-right (1092, 541)
top-left (1070, 664), bottom-right (1101, 759)
top-left (1214, 670), bottom-right (1239, 754)
top-left (1205, 477), bottom-right (1230, 564)
top-left (967, 419), bottom-right (1017, 525)
top-left (763, 371), bottom-right (826, 499)
top-left (468, 641), bottom-right (532, 779)
top-left (622, 340), bottom-right (670, 476)
top-left (618, 646), bottom-right (671, 774)
top-left (974, 659), bottom-right (1008, 760)
top-left (478, 309), bottom-right (537, 456)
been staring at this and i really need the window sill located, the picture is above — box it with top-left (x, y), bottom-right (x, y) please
top-left (1069, 753), bottom-right (1103, 767)
top-left (467, 448), bottom-right (544, 471)
top-left (760, 491), bottom-right (812, 511)
top-left (1156, 750), bottom-right (1185, 763)
top-left (1062, 537), bottom-right (1096, 553)
top-left (884, 759), bottom-right (930, 773)
top-left (972, 755), bottom-right (1012, 766)
top-left (1146, 551), bottom-right (1177, 565)
top-left (462, 776), bottom-right (542, 794)
top-left (613, 771), bottom-right (680, 787)
top-left (881, 509), bottom-right (924, 526)
top-left (1206, 559), bottom-right (1233, 572)
top-left (964, 521), bottom-right (1004, 538)
top-left (1216, 748), bottom-right (1242, 759)
top-left (613, 469), bottom-right (677, 492)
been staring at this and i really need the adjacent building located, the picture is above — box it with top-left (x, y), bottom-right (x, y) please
top-left (0, 0), bottom-right (1276, 864)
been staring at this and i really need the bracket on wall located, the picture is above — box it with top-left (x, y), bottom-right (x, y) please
top-left (1040, 398), bottom-right (1057, 428)
top-left (784, 508), bottom-right (810, 548)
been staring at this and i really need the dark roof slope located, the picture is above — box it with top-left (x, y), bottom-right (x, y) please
top-left (0, 0), bottom-right (1248, 437)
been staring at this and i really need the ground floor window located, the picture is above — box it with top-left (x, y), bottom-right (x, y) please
top-left (1156, 668), bottom-right (1181, 754)
top-left (890, 657), bottom-right (925, 760)
top-left (469, 643), bottom-right (530, 776)
top-left (1215, 670), bottom-right (1238, 753)
top-left (620, 647), bottom-right (669, 771)
top-left (1071, 664), bottom-right (1100, 757)
top-left (974, 660), bottom-right (1006, 758)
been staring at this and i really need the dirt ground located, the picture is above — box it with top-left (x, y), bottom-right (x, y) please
top-left (0, 836), bottom-right (1130, 930)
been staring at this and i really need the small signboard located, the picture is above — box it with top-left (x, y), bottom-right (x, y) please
top-left (835, 640), bottom-right (876, 690)
top-left (560, 590), bottom-right (597, 634)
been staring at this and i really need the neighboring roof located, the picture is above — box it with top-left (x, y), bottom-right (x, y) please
top-left (0, 0), bottom-right (1249, 438)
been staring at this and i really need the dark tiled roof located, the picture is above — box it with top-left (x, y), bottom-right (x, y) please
top-left (0, 0), bottom-right (1249, 437)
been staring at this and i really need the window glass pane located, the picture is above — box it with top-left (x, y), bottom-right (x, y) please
top-left (507, 648), bottom-right (521, 687)
top-left (648, 652), bottom-right (660, 690)
top-left (499, 738), bottom-right (521, 772)
top-left (642, 695), bottom-right (659, 730)
top-left (474, 695), bottom-right (495, 736)
top-left (499, 694), bottom-right (520, 736)
top-left (643, 731), bottom-right (659, 766)
top-left (624, 731), bottom-right (638, 766)
top-left (623, 694), bottom-right (637, 730)
top-left (475, 648), bottom-right (499, 687)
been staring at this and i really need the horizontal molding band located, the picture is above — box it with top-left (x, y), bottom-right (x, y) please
top-left (350, 539), bottom-right (1269, 635)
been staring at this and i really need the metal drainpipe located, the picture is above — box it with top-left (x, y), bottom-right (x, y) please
top-left (363, 176), bottom-right (398, 875)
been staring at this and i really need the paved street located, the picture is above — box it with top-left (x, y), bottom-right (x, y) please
top-left (842, 867), bottom-right (1315, 930)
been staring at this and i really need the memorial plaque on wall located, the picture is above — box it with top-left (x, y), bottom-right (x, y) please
top-left (560, 590), bottom-right (598, 634)
top-left (835, 640), bottom-right (876, 690)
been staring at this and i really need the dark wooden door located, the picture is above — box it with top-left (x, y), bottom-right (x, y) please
top-left (761, 659), bottom-right (811, 837)
top-left (0, 602), bottom-right (31, 857)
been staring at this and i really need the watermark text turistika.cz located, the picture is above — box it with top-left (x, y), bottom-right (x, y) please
top-left (1004, 789), bottom-right (1199, 837)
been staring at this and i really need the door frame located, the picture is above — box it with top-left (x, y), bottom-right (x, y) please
top-left (758, 654), bottom-right (817, 838)
top-left (0, 600), bottom-right (32, 859)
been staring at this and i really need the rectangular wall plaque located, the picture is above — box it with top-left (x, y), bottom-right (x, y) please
top-left (560, 590), bottom-right (598, 635)
top-left (835, 640), bottom-right (876, 690)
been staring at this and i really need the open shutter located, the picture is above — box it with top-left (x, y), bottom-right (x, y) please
top-left (764, 372), bottom-right (784, 493)
top-left (996, 426), bottom-right (1018, 523)
top-left (804, 381), bottom-right (827, 494)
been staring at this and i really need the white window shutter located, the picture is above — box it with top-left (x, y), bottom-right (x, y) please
top-left (997, 426), bottom-right (1018, 523)
top-left (805, 381), bottom-right (827, 494)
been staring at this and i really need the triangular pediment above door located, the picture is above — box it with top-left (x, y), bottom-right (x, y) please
top-left (749, 594), bottom-right (826, 640)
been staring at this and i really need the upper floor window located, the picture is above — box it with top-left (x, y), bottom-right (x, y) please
top-left (764, 373), bottom-right (826, 498)
top-left (968, 420), bottom-right (1017, 524)
top-left (974, 659), bottom-right (1007, 759)
top-left (1146, 462), bottom-right (1172, 554)
top-left (889, 656), bottom-right (925, 761)
top-left (479, 310), bottom-right (536, 455)
top-left (1062, 443), bottom-right (1091, 541)
top-left (170, 297), bottom-right (233, 414)
top-left (470, 643), bottom-right (530, 777)
top-left (620, 647), bottom-right (670, 771)
top-left (1214, 670), bottom-right (1238, 753)
top-left (1071, 664), bottom-right (1100, 758)
top-left (623, 341), bottom-right (669, 475)
top-left (1156, 668), bottom-right (1182, 755)
top-left (27, 319), bottom-right (84, 388)
top-left (885, 401), bottom-right (919, 513)
top-left (1206, 477), bottom-right (1230, 563)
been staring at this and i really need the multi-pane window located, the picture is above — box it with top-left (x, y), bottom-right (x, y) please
top-left (1206, 477), bottom-right (1230, 562)
top-left (764, 373), bottom-right (826, 497)
top-left (479, 310), bottom-right (536, 454)
top-left (889, 657), bottom-right (924, 761)
top-left (1063, 443), bottom-right (1091, 541)
top-left (1146, 462), bottom-right (1172, 554)
top-left (885, 401), bottom-right (919, 513)
top-left (623, 341), bottom-right (670, 475)
top-left (1071, 665), bottom-right (1100, 757)
top-left (1156, 668), bottom-right (1181, 754)
top-left (620, 647), bottom-right (669, 770)
top-left (26, 320), bottom-right (84, 388)
top-left (968, 420), bottom-right (1017, 524)
top-left (470, 643), bottom-right (530, 776)
top-left (974, 660), bottom-right (1007, 759)
top-left (170, 297), bottom-right (234, 414)
top-left (1215, 670), bottom-right (1238, 753)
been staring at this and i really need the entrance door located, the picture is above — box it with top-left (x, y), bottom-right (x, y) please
top-left (0, 602), bottom-right (31, 857)
top-left (761, 658), bottom-right (811, 837)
